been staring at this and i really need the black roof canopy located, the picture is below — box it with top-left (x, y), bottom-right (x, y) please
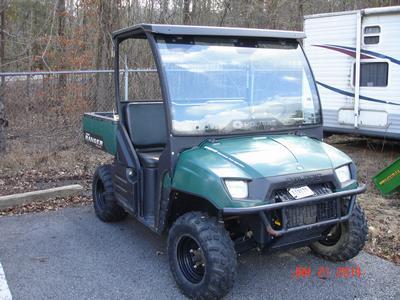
top-left (112, 23), bottom-right (306, 41)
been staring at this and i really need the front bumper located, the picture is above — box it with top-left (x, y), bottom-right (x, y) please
top-left (223, 184), bottom-right (367, 235)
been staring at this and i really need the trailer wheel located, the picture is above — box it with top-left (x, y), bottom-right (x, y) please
top-left (168, 212), bottom-right (237, 299)
top-left (310, 201), bottom-right (368, 261)
top-left (92, 165), bottom-right (126, 222)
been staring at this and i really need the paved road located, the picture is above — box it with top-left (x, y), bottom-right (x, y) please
top-left (0, 206), bottom-right (399, 300)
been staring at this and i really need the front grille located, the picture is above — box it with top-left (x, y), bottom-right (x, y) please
top-left (272, 183), bottom-right (337, 229)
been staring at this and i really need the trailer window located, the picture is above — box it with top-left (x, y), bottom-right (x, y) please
top-left (364, 36), bottom-right (379, 44)
top-left (353, 62), bottom-right (388, 87)
top-left (363, 26), bottom-right (380, 45)
top-left (364, 26), bottom-right (380, 34)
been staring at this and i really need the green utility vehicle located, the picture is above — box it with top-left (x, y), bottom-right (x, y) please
top-left (83, 24), bottom-right (368, 299)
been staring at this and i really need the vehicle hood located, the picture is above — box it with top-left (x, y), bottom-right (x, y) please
top-left (198, 135), bottom-right (352, 179)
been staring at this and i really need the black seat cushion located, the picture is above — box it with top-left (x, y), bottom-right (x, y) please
top-left (124, 102), bottom-right (167, 148)
top-left (137, 150), bottom-right (162, 168)
top-left (124, 102), bottom-right (167, 168)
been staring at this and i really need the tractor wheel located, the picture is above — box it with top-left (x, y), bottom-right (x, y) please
top-left (92, 165), bottom-right (126, 222)
top-left (310, 201), bottom-right (368, 261)
top-left (168, 212), bottom-right (237, 299)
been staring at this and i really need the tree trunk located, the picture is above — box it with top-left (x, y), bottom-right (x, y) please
top-left (95, 0), bottom-right (113, 111)
top-left (191, 0), bottom-right (197, 24)
top-left (56, 0), bottom-right (67, 124)
top-left (0, 6), bottom-right (7, 152)
top-left (160, 0), bottom-right (169, 22)
top-left (183, 0), bottom-right (190, 24)
top-left (219, 0), bottom-right (231, 26)
top-left (297, 0), bottom-right (304, 31)
top-left (57, 0), bottom-right (66, 70)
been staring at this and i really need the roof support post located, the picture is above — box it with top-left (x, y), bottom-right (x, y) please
top-left (124, 54), bottom-right (129, 101)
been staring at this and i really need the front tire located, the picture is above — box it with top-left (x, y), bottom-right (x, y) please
top-left (92, 165), bottom-right (127, 222)
top-left (168, 212), bottom-right (237, 299)
top-left (310, 202), bottom-right (368, 261)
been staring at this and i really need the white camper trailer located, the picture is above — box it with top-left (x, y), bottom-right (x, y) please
top-left (304, 6), bottom-right (400, 139)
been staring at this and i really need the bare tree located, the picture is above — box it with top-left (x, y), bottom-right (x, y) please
top-left (1, 0), bottom-right (398, 74)
top-left (191, 0), bottom-right (197, 24)
top-left (57, 0), bottom-right (67, 91)
top-left (95, 0), bottom-right (113, 109)
top-left (0, 1), bottom-right (8, 152)
top-left (297, 0), bottom-right (305, 30)
top-left (219, 1), bottom-right (231, 26)
top-left (183, 0), bottom-right (191, 24)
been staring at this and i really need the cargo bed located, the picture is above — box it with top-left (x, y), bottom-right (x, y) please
top-left (83, 112), bottom-right (117, 155)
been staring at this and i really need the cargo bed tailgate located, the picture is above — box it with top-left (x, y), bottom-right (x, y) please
top-left (83, 112), bottom-right (117, 155)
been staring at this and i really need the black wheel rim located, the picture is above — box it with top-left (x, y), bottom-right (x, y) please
top-left (95, 178), bottom-right (106, 209)
top-left (176, 235), bottom-right (206, 284)
top-left (320, 224), bottom-right (342, 246)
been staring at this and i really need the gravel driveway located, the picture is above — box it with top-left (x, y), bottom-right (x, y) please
top-left (0, 206), bottom-right (399, 300)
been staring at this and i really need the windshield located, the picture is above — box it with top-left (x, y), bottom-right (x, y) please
top-left (156, 36), bottom-right (321, 135)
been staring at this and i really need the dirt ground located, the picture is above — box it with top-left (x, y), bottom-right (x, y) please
top-left (325, 135), bottom-right (400, 264)
top-left (0, 144), bottom-right (111, 213)
top-left (0, 135), bottom-right (399, 264)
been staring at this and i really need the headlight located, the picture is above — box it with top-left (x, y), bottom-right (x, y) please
top-left (335, 165), bottom-right (351, 183)
top-left (224, 180), bottom-right (248, 199)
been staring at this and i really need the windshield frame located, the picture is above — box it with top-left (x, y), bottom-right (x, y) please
top-left (151, 34), bottom-right (323, 138)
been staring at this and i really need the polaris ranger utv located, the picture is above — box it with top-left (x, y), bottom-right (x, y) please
top-left (83, 24), bottom-right (368, 299)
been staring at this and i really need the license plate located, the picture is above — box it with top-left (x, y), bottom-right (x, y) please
top-left (288, 186), bottom-right (315, 199)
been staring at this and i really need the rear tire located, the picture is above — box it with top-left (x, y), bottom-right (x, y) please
top-left (92, 165), bottom-right (126, 222)
top-left (168, 212), bottom-right (237, 299)
top-left (310, 202), bottom-right (368, 261)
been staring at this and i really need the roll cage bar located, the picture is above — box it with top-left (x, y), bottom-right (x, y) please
top-left (112, 23), bottom-right (306, 117)
top-left (111, 24), bottom-right (320, 173)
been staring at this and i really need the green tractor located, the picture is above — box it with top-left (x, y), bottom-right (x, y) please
top-left (83, 24), bottom-right (368, 299)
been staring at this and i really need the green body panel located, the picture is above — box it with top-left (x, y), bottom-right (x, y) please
top-left (373, 157), bottom-right (400, 195)
top-left (82, 113), bottom-right (117, 155)
top-left (172, 135), bottom-right (353, 209)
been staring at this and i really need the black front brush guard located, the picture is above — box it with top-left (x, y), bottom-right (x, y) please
top-left (223, 184), bottom-right (367, 236)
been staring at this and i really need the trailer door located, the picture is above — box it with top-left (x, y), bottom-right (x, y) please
top-left (304, 12), bottom-right (360, 132)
